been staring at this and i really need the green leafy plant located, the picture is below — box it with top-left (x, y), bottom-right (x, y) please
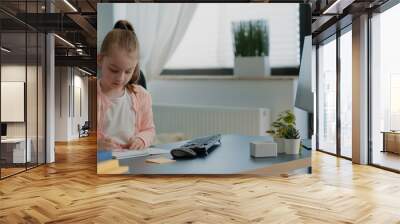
top-left (266, 110), bottom-right (296, 138)
top-left (283, 125), bottom-right (300, 139)
top-left (266, 121), bottom-right (285, 138)
top-left (232, 19), bottom-right (269, 57)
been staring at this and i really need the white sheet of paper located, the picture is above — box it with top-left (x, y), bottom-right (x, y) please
top-left (112, 147), bottom-right (170, 159)
top-left (147, 147), bottom-right (170, 155)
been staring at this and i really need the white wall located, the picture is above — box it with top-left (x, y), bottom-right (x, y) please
top-left (1, 65), bottom-right (40, 137)
top-left (1, 66), bottom-right (26, 139)
top-left (72, 73), bottom-right (89, 138)
top-left (148, 78), bottom-right (309, 139)
top-left (54, 67), bottom-right (89, 141)
top-left (55, 67), bottom-right (69, 141)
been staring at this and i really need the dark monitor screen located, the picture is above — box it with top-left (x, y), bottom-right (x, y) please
top-left (1, 123), bottom-right (7, 137)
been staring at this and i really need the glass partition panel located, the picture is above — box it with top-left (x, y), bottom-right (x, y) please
top-left (371, 4), bottom-right (400, 171)
top-left (339, 29), bottom-right (352, 158)
top-left (318, 36), bottom-right (337, 155)
top-left (38, 32), bottom-right (46, 165)
top-left (27, 31), bottom-right (38, 169)
top-left (1, 30), bottom-right (27, 177)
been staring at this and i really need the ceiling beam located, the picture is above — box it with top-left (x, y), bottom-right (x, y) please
top-left (322, 0), bottom-right (356, 14)
top-left (55, 55), bottom-right (96, 70)
top-left (66, 13), bottom-right (97, 46)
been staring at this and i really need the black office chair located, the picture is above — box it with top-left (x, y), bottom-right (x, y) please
top-left (138, 70), bottom-right (147, 89)
top-left (78, 121), bottom-right (90, 138)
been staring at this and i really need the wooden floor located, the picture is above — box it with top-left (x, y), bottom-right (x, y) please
top-left (1, 135), bottom-right (400, 223)
top-left (1, 167), bottom-right (26, 178)
top-left (1, 163), bottom-right (45, 178)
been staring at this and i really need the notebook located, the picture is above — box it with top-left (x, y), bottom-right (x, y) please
top-left (111, 147), bottom-right (170, 159)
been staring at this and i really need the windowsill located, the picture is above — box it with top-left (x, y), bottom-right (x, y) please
top-left (155, 75), bottom-right (298, 81)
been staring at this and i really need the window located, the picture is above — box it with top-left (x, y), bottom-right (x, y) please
top-left (339, 29), bottom-right (352, 158)
top-left (164, 3), bottom-right (300, 72)
top-left (370, 3), bottom-right (400, 171)
top-left (390, 74), bottom-right (400, 130)
top-left (317, 36), bottom-right (337, 155)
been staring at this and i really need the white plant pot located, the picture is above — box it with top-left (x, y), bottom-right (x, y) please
top-left (284, 139), bottom-right (301, 155)
top-left (273, 137), bottom-right (285, 154)
top-left (234, 56), bottom-right (271, 78)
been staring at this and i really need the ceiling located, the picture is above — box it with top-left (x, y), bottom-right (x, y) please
top-left (311, 0), bottom-right (391, 43)
top-left (0, 0), bottom-right (98, 74)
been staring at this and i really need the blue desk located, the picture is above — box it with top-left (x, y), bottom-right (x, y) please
top-left (97, 134), bottom-right (312, 175)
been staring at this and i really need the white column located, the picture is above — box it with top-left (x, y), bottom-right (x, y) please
top-left (45, 0), bottom-right (55, 163)
top-left (312, 45), bottom-right (317, 150)
top-left (46, 33), bottom-right (55, 163)
top-left (352, 14), bottom-right (369, 164)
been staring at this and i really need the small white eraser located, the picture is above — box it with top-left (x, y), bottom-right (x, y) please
top-left (250, 141), bottom-right (278, 157)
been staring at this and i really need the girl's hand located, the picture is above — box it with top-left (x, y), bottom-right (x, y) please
top-left (124, 137), bottom-right (145, 150)
top-left (98, 137), bottom-right (124, 151)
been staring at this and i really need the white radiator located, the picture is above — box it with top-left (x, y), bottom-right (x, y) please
top-left (152, 104), bottom-right (270, 138)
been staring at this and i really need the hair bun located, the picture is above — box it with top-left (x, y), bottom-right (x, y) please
top-left (114, 20), bottom-right (135, 32)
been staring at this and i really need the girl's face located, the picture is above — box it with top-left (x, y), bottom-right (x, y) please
top-left (98, 47), bottom-right (138, 90)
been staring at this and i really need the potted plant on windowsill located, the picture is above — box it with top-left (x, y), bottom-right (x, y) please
top-left (283, 125), bottom-right (301, 155)
top-left (266, 110), bottom-right (296, 154)
top-left (232, 19), bottom-right (270, 77)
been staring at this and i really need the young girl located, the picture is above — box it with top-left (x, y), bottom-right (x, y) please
top-left (97, 21), bottom-right (155, 150)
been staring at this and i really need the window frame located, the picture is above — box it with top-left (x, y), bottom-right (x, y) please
top-left (160, 4), bottom-right (304, 77)
top-left (368, 0), bottom-right (400, 173)
top-left (315, 21), bottom-right (353, 161)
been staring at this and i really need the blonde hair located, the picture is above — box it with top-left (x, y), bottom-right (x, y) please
top-left (100, 20), bottom-right (140, 93)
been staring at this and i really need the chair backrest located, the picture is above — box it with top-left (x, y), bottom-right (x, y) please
top-left (82, 121), bottom-right (90, 129)
top-left (138, 70), bottom-right (147, 89)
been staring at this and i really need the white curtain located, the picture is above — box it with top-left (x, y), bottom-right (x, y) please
top-left (113, 3), bottom-right (198, 80)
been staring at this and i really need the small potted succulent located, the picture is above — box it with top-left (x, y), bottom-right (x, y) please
top-left (283, 125), bottom-right (301, 155)
top-left (232, 19), bottom-right (270, 77)
top-left (267, 110), bottom-right (296, 154)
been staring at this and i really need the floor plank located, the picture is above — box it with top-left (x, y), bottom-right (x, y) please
top-left (0, 135), bottom-right (400, 223)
